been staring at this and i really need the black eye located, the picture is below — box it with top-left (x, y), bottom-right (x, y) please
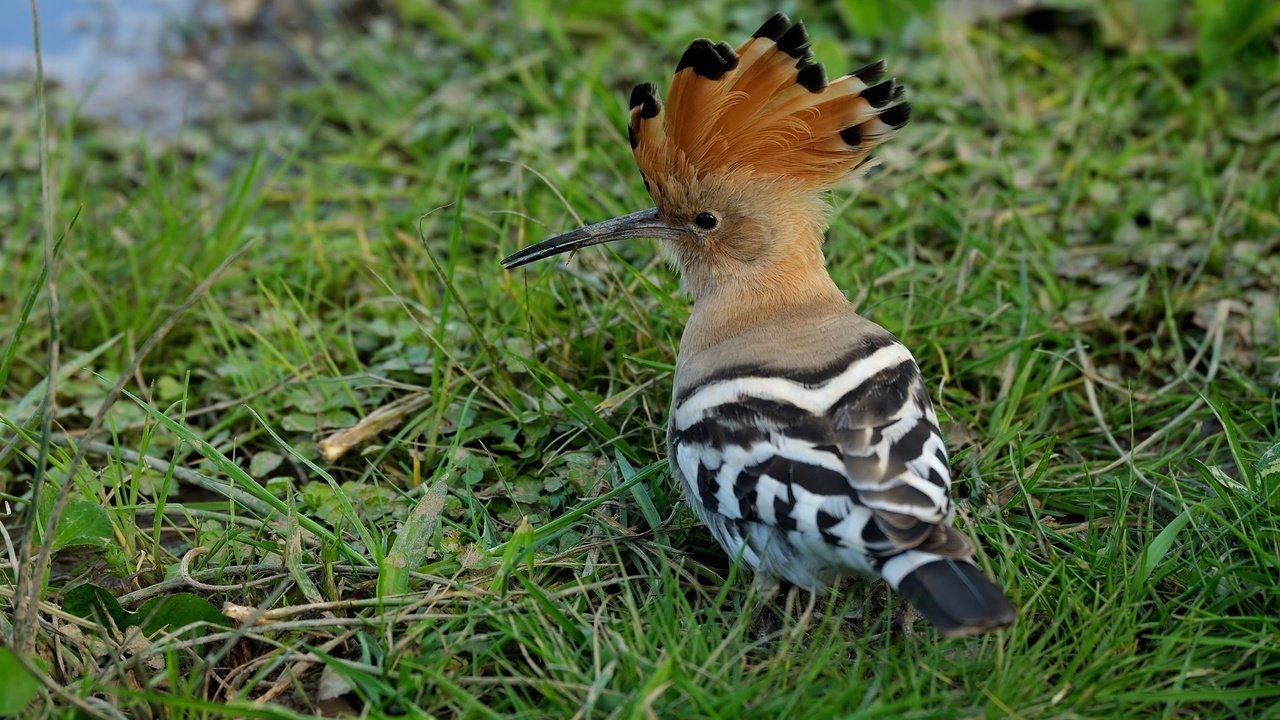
top-left (694, 211), bottom-right (719, 230)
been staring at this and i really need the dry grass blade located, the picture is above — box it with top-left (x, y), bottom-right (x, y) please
top-left (317, 390), bottom-right (431, 462)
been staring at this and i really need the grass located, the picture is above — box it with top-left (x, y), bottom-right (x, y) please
top-left (2, 1), bottom-right (1279, 717)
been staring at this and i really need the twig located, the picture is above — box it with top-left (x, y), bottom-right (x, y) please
top-left (119, 562), bottom-right (288, 605)
top-left (195, 577), bottom-right (296, 692)
top-left (221, 589), bottom-right (482, 624)
top-left (178, 547), bottom-right (279, 593)
top-left (316, 391), bottom-right (432, 462)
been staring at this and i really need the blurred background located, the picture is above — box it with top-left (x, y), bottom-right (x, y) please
top-left (2, 1), bottom-right (1277, 137)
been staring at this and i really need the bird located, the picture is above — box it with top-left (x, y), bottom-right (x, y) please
top-left (501, 12), bottom-right (1015, 637)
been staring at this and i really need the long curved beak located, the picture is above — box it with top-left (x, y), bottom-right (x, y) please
top-left (501, 207), bottom-right (683, 269)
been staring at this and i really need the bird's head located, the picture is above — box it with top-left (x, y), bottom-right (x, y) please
top-left (501, 12), bottom-right (910, 303)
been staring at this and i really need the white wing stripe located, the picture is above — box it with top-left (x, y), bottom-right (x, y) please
top-left (768, 438), bottom-right (845, 474)
top-left (755, 474), bottom-right (787, 525)
top-left (788, 485), bottom-right (825, 534)
top-left (714, 462), bottom-right (743, 519)
top-left (880, 550), bottom-right (941, 589)
top-left (674, 344), bottom-right (915, 430)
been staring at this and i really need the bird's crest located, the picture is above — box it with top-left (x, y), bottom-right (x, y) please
top-left (628, 13), bottom-right (910, 195)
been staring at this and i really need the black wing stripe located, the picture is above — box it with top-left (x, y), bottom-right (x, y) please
top-left (696, 462), bottom-right (719, 514)
top-left (829, 358), bottom-right (918, 423)
top-left (676, 398), bottom-right (828, 447)
top-left (745, 455), bottom-right (850, 497)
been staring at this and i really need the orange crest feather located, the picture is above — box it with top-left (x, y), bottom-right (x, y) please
top-left (628, 12), bottom-right (910, 193)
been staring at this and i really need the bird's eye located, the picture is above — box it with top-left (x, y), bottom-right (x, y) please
top-left (694, 211), bottom-right (719, 230)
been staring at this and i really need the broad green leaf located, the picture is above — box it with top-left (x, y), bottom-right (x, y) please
top-left (135, 593), bottom-right (231, 635)
top-left (63, 583), bottom-right (129, 630)
top-left (1256, 441), bottom-right (1280, 476)
top-left (1194, 0), bottom-right (1280, 72)
top-left (64, 584), bottom-right (228, 638)
top-left (838, 0), bottom-right (935, 39)
top-left (1136, 0), bottom-right (1183, 39)
top-left (249, 451), bottom-right (284, 477)
top-left (0, 646), bottom-right (41, 716)
top-left (51, 500), bottom-right (114, 552)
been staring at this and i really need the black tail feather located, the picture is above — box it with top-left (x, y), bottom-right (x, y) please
top-left (896, 560), bottom-right (1016, 637)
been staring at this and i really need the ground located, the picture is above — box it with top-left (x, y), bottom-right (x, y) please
top-left (2, 1), bottom-right (1278, 718)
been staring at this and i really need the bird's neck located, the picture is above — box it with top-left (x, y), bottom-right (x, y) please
top-left (681, 252), bottom-right (848, 354)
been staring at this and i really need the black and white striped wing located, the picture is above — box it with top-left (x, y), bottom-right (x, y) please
top-left (670, 339), bottom-right (970, 586)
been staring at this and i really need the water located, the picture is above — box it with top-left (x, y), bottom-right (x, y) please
top-left (0, 0), bottom-right (272, 137)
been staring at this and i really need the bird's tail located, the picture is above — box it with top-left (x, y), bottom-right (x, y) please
top-left (883, 552), bottom-right (1016, 637)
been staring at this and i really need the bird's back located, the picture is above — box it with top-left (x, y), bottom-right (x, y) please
top-left (669, 305), bottom-right (1015, 635)
top-left (674, 302), bottom-right (895, 390)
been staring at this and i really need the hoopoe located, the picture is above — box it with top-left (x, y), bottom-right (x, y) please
top-left (502, 12), bottom-right (1015, 636)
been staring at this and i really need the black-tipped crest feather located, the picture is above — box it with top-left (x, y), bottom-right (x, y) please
top-left (630, 83), bottom-right (661, 118)
top-left (713, 41), bottom-right (739, 69)
top-left (630, 12), bottom-right (912, 193)
top-left (776, 22), bottom-right (810, 59)
top-left (677, 38), bottom-right (738, 79)
top-left (852, 59), bottom-right (887, 84)
top-left (754, 12), bottom-right (790, 40)
top-left (880, 103), bottom-right (911, 128)
top-left (862, 78), bottom-right (897, 108)
top-left (796, 63), bottom-right (828, 92)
